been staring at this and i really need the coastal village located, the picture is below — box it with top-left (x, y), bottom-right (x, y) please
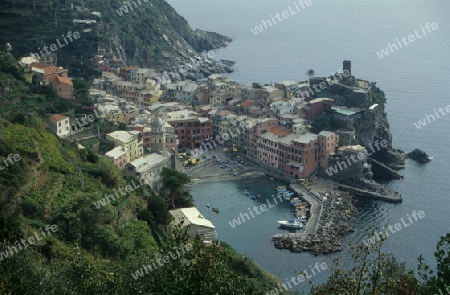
top-left (20, 50), bottom-right (403, 254)
top-left (0, 1), bottom-right (445, 294)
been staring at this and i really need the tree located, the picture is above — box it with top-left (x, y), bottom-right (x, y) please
top-left (310, 229), bottom-right (420, 295)
top-left (418, 233), bottom-right (450, 294)
top-left (72, 78), bottom-right (93, 107)
top-left (160, 167), bottom-right (193, 209)
top-left (306, 69), bottom-right (315, 82)
top-left (312, 115), bottom-right (330, 132)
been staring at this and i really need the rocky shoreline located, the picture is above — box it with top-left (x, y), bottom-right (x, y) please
top-left (272, 184), bottom-right (357, 255)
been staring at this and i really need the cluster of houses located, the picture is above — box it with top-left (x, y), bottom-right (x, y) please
top-left (45, 59), bottom-right (378, 185)
top-left (20, 55), bottom-right (74, 100)
top-left (16, 17), bottom-right (379, 240)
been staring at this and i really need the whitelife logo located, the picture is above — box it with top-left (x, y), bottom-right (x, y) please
top-left (0, 153), bottom-right (21, 172)
top-left (30, 31), bottom-right (81, 59)
top-left (250, 0), bottom-right (313, 35)
top-left (266, 262), bottom-right (328, 295)
top-left (363, 210), bottom-right (425, 247)
top-left (325, 139), bottom-right (388, 177)
top-left (414, 105), bottom-right (450, 129)
top-left (0, 224), bottom-right (58, 263)
top-left (228, 193), bottom-right (285, 228)
top-left (376, 22), bottom-right (438, 59)
top-left (131, 243), bottom-right (193, 280)
top-left (116, 0), bottom-right (152, 16)
top-left (93, 173), bottom-right (155, 209)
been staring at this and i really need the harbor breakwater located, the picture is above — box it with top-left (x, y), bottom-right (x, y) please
top-left (272, 184), bottom-right (357, 255)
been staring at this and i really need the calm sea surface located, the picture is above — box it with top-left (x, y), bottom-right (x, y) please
top-left (168, 0), bottom-right (450, 291)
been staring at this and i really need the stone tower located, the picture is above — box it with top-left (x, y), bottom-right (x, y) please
top-left (151, 116), bottom-right (166, 153)
top-left (343, 60), bottom-right (351, 76)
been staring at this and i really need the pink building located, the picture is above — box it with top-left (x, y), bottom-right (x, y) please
top-left (245, 118), bottom-right (279, 158)
top-left (254, 129), bottom-right (336, 178)
top-left (105, 146), bottom-right (128, 170)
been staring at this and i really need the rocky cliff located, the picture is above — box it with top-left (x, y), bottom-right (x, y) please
top-left (0, 0), bottom-right (231, 78)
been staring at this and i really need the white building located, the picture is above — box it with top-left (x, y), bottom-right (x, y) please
top-left (124, 152), bottom-right (172, 189)
top-left (49, 114), bottom-right (70, 137)
top-left (169, 207), bottom-right (217, 241)
top-left (165, 81), bottom-right (199, 103)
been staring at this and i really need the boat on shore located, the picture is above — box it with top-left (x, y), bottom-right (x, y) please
top-left (277, 218), bottom-right (303, 229)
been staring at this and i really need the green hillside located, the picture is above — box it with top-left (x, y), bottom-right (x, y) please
top-left (0, 53), bottom-right (292, 295)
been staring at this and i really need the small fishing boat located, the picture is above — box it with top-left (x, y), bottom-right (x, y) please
top-left (245, 189), bottom-right (250, 196)
top-left (206, 203), bottom-right (211, 208)
top-left (212, 207), bottom-right (219, 213)
top-left (250, 195), bottom-right (257, 200)
top-left (283, 191), bottom-right (295, 198)
top-left (233, 172), bottom-right (238, 176)
top-left (256, 194), bottom-right (261, 198)
top-left (277, 218), bottom-right (303, 229)
top-left (276, 186), bottom-right (287, 192)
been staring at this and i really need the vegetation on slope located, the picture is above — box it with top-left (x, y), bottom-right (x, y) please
top-left (0, 0), bottom-right (230, 78)
top-left (0, 54), bottom-right (292, 295)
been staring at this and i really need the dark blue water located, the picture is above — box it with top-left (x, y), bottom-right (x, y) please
top-left (168, 0), bottom-right (450, 292)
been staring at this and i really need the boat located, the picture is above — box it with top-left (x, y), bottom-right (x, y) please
top-left (245, 190), bottom-right (250, 196)
top-left (277, 218), bottom-right (303, 229)
top-left (206, 203), bottom-right (211, 208)
top-left (256, 194), bottom-right (261, 198)
top-left (233, 172), bottom-right (238, 176)
top-left (283, 191), bottom-right (295, 197)
top-left (212, 207), bottom-right (219, 213)
top-left (250, 195), bottom-right (257, 200)
top-left (276, 186), bottom-right (287, 192)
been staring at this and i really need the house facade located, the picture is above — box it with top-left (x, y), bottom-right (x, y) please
top-left (49, 114), bottom-right (70, 137)
top-left (106, 130), bottom-right (144, 162)
top-left (169, 207), bottom-right (217, 241)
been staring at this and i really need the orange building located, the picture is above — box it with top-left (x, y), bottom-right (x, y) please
top-left (30, 63), bottom-right (73, 99)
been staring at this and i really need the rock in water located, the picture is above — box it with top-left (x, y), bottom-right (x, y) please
top-left (407, 148), bottom-right (431, 163)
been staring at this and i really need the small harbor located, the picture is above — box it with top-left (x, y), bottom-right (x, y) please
top-left (272, 179), bottom-right (357, 255)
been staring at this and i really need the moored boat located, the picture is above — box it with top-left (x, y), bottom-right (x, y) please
top-left (212, 207), bottom-right (219, 213)
top-left (277, 218), bottom-right (303, 229)
top-left (276, 186), bottom-right (287, 193)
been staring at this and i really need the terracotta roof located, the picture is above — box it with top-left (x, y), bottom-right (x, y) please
top-left (30, 62), bottom-right (48, 69)
top-left (50, 114), bottom-right (68, 122)
top-left (30, 63), bottom-right (67, 76)
top-left (269, 125), bottom-right (291, 136)
top-left (240, 99), bottom-right (257, 107)
top-left (217, 110), bottom-right (231, 116)
top-left (57, 76), bottom-right (73, 86)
